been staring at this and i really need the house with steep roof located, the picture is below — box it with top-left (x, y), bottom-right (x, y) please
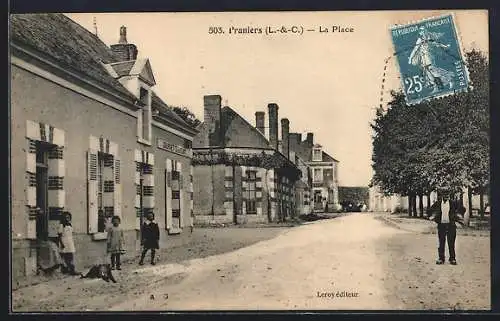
top-left (289, 133), bottom-right (340, 212)
top-left (10, 13), bottom-right (198, 283)
top-left (192, 96), bottom-right (302, 225)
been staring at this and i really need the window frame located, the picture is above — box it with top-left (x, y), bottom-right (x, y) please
top-left (97, 151), bottom-right (115, 233)
top-left (245, 170), bottom-right (257, 214)
top-left (313, 148), bottom-right (322, 161)
top-left (137, 86), bottom-right (152, 145)
top-left (313, 168), bottom-right (322, 183)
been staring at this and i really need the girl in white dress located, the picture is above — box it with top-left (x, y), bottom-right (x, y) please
top-left (58, 211), bottom-right (78, 275)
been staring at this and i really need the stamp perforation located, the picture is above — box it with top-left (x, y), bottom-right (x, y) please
top-left (389, 12), bottom-right (472, 105)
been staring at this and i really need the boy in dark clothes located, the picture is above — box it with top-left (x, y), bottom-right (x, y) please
top-left (139, 212), bottom-right (160, 265)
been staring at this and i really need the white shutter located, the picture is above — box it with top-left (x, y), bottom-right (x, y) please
top-left (166, 159), bottom-right (172, 230)
top-left (190, 165), bottom-right (194, 227)
top-left (114, 157), bottom-right (122, 218)
top-left (87, 150), bottom-right (98, 234)
top-left (178, 162), bottom-right (184, 228)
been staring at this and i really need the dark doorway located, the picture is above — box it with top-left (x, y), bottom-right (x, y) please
top-left (314, 190), bottom-right (323, 211)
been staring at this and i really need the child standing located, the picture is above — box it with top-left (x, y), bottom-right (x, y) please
top-left (107, 216), bottom-right (125, 270)
top-left (139, 212), bottom-right (159, 265)
top-left (58, 211), bottom-right (78, 275)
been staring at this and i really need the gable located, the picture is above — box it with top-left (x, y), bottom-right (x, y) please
top-left (129, 58), bottom-right (156, 86)
top-left (322, 151), bottom-right (339, 163)
top-left (192, 123), bottom-right (210, 148)
top-left (221, 107), bottom-right (270, 149)
top-left (139, 59), bottom-right (156, 86)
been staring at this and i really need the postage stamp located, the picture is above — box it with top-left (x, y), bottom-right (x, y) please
top-left (390, 14), bottom-right (470, 105)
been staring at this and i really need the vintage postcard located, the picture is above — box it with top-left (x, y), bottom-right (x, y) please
top-left (9, 10), bottom-right (490, 312)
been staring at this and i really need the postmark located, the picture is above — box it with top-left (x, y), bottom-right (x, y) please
top-left (390, 14), bottom-right (470, 105)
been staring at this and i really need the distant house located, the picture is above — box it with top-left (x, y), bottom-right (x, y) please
top-left (289, 134), bottom-right (340, 212)
top-left (338, 186), bottom-right (369, 211)
top-left (192, 96), bottom-right (302, 224)
top-left (10, 14), bottom-right (197, 282)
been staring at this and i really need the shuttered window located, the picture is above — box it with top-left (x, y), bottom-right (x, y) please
top-left (87, 138), bottom-right (121, 235)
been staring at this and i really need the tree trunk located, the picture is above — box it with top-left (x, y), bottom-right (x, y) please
top-left (407, 195), bottom-right (412, 217)
top-left (468, 186), bottom-right (473, 218)
top-left (412, 193), bottom-right (418, 217)
top-left (418, 194), bottom-right (424, 218)
top-left (479, 187), bottom-right (485, 218)
top-left (463, 187), bottom-right (470, 227)
top-left (426, 192), bottom-right (431, 215)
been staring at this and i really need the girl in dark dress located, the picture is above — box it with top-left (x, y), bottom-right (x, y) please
top-left (139, 212), bottom-right (160, 265)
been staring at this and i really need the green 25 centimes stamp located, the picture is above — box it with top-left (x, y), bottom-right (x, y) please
top-left (390, 14), bottom-right (470, 105)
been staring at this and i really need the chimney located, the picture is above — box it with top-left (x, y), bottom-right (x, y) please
top-left (255, 112), bottom-right (265, 136)
top-left (268, 103), bottom-right (279, 150)
top-left (281, 118), bottom-right (290, 159)
top-left (110, 26), bottom-right (138, 62)
top-left (204, 95), bottom-right (222, 147)
top-left (306, 132), bottom-right (314, 146)
top-left (289, 133), bottom-right (302, 145)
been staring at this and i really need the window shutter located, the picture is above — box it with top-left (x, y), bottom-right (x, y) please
top-left (165, 159), bottom-right (172, 230)
top-left (87, 150), bottom-right (98, 234)
top-left (114, 158), bottom-right (122, 218)
top-left (178, 162), bottom-right (184, 228)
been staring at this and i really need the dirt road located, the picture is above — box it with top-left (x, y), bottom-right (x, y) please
top-left (12, 213), bottom-right (490, 311)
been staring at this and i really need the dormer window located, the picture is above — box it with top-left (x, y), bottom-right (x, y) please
top-left (313, 147), bottom-right (322, 162)
top-left (138, 86), bottom-right (152, 144)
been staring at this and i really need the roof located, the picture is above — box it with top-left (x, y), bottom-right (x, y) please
top-left (10, 13), bottom-right (137, 102)
top-left (109, 60), bottom-right (135, 77)
top-left (151, 92), bottom-right (192, 128)
top-left (220, 106), bottom-right (271, 149)
top-left (322, 151), bottom-right (339, 163)
top-left (11, 13), bottom-right (198, 135)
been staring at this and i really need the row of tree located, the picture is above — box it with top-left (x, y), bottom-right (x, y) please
top-left (371, 49), bottom-right (489, 218)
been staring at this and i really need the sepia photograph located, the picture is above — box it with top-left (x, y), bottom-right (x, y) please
top-left (9, 9), bottom-right (490, 312)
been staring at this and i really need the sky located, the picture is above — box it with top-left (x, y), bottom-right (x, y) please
top-left (66, 10), bottom-right (488, 187)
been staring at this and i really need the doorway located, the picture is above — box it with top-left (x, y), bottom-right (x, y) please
top-left (314, 190), bottom-right (323, 211)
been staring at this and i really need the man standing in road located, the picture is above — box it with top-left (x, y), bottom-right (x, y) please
top-left (428, 192), bottom-right (465, 265)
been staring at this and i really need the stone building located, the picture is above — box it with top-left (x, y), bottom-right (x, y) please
top-left (289, 133), bottom-right (340, 212)
top-left (192, 96), bottom-right (301, 224)
top-left (10, 14), bottom-right (198, 283)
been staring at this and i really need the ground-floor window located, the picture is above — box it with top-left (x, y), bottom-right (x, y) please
top-left (88, 136), bottom-right (121, 236)
top-left (245, 170), bottom-right (257, 214)
top-left (166, 158), bottom-right (183, 231)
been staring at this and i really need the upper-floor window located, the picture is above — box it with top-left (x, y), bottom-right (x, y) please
top-left (138, 87), bottom-right (152, 144)
top-left (313, 168), bottom-right (322, 182)
top-left (313, 148), bottom-right (322, 161)
top-left (323, 168), bottom-right (334, 184)
top-left (183, 139), bottom-right (192, 149)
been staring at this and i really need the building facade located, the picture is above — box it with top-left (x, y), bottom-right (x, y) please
top-left (369, 186), bottom-right (489, 217)
top-left (289, 134), bottom-right (340, 213)
top-left (192, 96), bottom-right (301, 224)
top-left (10, 14), bottom-right (197, 283)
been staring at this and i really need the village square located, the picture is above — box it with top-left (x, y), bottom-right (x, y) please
top-left (9, 12), bottom-right (490, 311)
